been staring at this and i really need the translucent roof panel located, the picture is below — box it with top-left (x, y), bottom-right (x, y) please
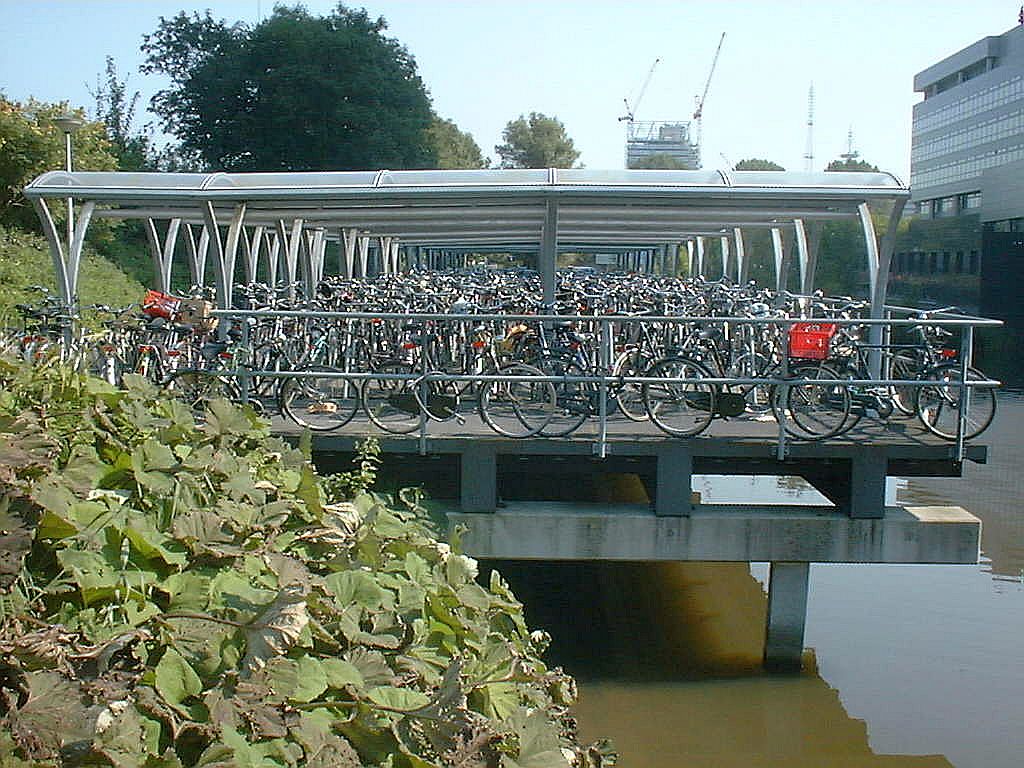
top-left (203, 171), bottom-right (380, 189)
top-left (554, 168), bottom-right (727, 186)
top-left (26, 171), bottom-right (210, 190)
top-left (726, 170), bottom-right (905, 189)
top-left (375, 169), bottom-right (551, 186)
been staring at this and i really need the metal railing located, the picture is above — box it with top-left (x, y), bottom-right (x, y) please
top-left (210, 308), bottom-right (1003, 460)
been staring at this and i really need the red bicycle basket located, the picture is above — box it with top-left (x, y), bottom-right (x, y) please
top-left (789, 322), bottom-right (837, 359)
top-left (142, 289), bottom-right (181, 319)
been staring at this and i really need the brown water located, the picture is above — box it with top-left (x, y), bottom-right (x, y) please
top-left (487, 392), bottom-right (1024, 768)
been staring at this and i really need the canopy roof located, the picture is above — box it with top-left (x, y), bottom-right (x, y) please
top-left (24, 168), bottom-right (908, 248)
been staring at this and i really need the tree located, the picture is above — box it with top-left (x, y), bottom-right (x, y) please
top-left (734, 158), bottom-right (785, 171)
top-left (140, 5), bottom-right (436, 171)
top-left (629, 153), bottom-right (691, 170)
top-left (826, 156), bottom-right (880, 172)
top-left (495, 112), bottom-right (580, 169)
top-left (90, 57), bottom-right (152, 171)
top-left (427, 116), bottom-right (488, 169)
top-left (0, 96), bottom-right (118, 232)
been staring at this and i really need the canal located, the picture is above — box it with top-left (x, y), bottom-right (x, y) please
top-left (485, 390), bottom-right (1024, 768)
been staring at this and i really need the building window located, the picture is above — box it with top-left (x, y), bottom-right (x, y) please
top-left (930, 252), bottom-right (939, 273)
top-left (960, 191), bottom-right (981, 210)
top-left (937, 197), bottom-right (958, 217)
top-left (955, 251), bottom-right (964, 273)
top-left (942, 252), bottom-right (951, 272)
top-left (969, 250), bottom-right (979, 274)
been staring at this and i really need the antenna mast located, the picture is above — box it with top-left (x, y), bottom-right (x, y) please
top-left (804, 83), bottom-right (814, 172)
top-left (840, 126), bottom-right (859, 162)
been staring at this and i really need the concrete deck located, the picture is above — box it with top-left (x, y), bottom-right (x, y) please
top-left (447, 504), bottom-right (981, 564)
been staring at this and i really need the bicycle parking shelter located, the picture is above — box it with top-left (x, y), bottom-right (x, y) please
top-left (24, 168), bottom-right (986, 670)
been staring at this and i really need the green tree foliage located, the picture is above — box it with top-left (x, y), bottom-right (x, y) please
top-left (89, 57), bottom-right (152, 171)
top-left (495, 112), bottom-right (580, 169)
top-left (141, 5), bottom-right (436, 171)
top-left (0, 97), bottom-right (118, 232)
top-left (825, 157), bottom-right (880, 172)
top-left (629, 153), bottom-right (690, 170)
top-left (734, 158), bottom-right (785, 171)
top-left (426, 116), bottom-right (488, 169)
top-left (815, 155), bottom-right (882, 295)
top-left (0, 361), bottom-right (614, 768)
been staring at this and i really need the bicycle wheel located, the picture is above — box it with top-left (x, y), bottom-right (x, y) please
top-left (890, 351), bottom-right (920, 417)
top-left (782, 362), bottom-right (851, 441)
top-left (163, 369), bottom-right (240, 414)
top-left (478, 363), bottom-right (557, 438)
top-left (279, 366), bottom-right (359, 431)
top-left (360, 361), bottom-right (421, 434)
top-left (726, 351), bottom-right (775, 413)
top-left (642, 357), bottom-right (716, 437)
top-left (537, 357), bottom-right (591, 437)
top-left (915, 364), bottom-right (996, 441)
top-left (612, 348), bottom-right (654, 421)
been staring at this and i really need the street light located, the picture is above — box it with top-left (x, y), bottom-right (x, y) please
top-left (53, 112), bottom-right (85, 256)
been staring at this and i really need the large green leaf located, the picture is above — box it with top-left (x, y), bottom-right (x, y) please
top-left (154, 647), bottom-right (203, 715)
top-left (366, 686), bottom-right (431, 712)
top-left (324, 570), bottom-right (394, 612)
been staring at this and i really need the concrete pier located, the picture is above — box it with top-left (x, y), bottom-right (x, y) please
top-left (305, 427), bottom-right (985, 671)
top-left (764, 563), bottom-right (810, 672)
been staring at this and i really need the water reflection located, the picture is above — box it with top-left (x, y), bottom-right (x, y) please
top-left (487, 559), bottom-right (955, 768)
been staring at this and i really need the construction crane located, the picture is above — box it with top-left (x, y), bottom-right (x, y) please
top-left (692, 32), bottom-right (726, 166)
top-left (619, 57), bottom-right (660, 123)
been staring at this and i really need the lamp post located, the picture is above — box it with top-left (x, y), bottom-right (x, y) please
top-left (53, 112), bottom-right (85, 256)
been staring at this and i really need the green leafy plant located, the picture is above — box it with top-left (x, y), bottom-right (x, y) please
top-left (0, 357), bottom-right (614, 767)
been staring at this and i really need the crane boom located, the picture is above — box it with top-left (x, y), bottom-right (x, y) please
top-left (619, 57), bottom-right (660, 122)
top-left (692, 32), bottom-right (725, 167)
top-left (693, 32), bottom-right (725, 121)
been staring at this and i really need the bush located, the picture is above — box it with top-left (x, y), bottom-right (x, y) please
top-left (0, 357), bottom-right (613, 767)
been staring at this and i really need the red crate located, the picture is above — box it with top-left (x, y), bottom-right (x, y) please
top-left (788, 322), bottom-right (837, 359)
top-left (141, 289), bottom-right (181, 320)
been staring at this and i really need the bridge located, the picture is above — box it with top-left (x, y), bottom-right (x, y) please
top-left (24, 168), bottom-right (992, 670)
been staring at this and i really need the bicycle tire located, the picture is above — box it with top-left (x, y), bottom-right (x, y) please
top-left (478, 362), bottom-right (557, 438)
top-left (279, 366), bottom-right (359, 432)
top-left (915, 364), bottom-right (997, 441)
top-left (163, 369), bottom-right (240, 414)
top-left (642, 357), bottom-right (716, 437)
top-left (726, 351), bottom-right (775, 413)
top-left (782, 362), bottom-right (851, 441)
top-left (612, 348), bottom-right (654, 422)
top-left (360, 361), bottom-right (422, 434)
top-left (890, 351), bottom-right (920, 417)
top-left (537, 357), bottom-right (591, 437)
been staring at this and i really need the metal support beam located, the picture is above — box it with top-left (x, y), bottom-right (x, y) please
top-left (203, 202), bottom-right (246, 313)
top-left (143, 218), bottom-right (180, 293)
top-left (720, 235), bottom-right (730, 280)
top-left (241, 225), bottom-right (265, 285)
top-left (540, 199), bottom-right (558, 308)
top-left (358, 235), bottom-right (370, 277)
top-left (734, 228), bottom-right (747, 283)
top-left (342, 228), bottom-right (357, 278)
top-left (695, 237), bottom-right (705, 278)
top-left (183, 223), bottom-right (210, 288)
top-left (794, 218), bottom-right (809, 294)
top-left (764, 562), bottom-right (809, 672)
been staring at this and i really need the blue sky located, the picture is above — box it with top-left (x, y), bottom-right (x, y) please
top-left (3, 0), bottom-right (1022, 178)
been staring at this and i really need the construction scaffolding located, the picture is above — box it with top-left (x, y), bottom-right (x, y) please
top-left (625, 121), bottom-right (700, 169)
